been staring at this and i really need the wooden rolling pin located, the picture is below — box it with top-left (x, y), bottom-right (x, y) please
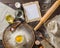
top-left (34, 0), bottom-right (60, 31)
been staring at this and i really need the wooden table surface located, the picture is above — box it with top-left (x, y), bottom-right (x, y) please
top-left (0, 0), bottom-right (60, 48)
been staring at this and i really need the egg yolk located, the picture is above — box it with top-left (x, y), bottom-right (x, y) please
top-left (15, 35), bottom-right (23, 43)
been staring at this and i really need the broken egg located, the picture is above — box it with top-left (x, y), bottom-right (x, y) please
top-left (3, 23), bottom-right (35, 48)
top-left (15, 35), bottom-right (24, 43)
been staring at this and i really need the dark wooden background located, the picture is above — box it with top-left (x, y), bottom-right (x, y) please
top-left (0, 0), bottom-right (60, 48)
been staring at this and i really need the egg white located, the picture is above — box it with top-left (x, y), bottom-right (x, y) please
top-left (8, 28), bottom-right (31, 46)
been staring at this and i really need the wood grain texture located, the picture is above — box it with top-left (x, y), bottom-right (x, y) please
top-left (0, 0), bottom-right (60, 48)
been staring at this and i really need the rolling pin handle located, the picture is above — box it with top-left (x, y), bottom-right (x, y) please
top-left (34, 0), bottom-right (60, 31)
